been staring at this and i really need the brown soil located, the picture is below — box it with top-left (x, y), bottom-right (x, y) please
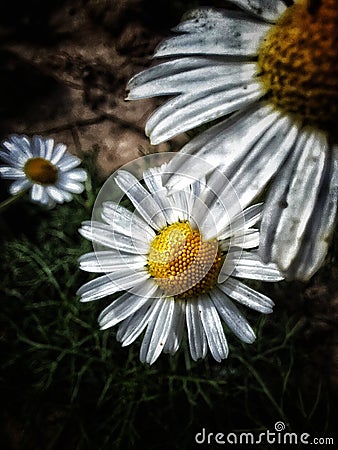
top-left (0, 0), bottom-right (192, 179)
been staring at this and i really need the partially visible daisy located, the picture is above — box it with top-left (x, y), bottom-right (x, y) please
top-left (126, 0), bottom-right (338, 281)
top-left (77, 162), bottom-right (283, 364)
top-left (0, 134), bottom-right (87, 208)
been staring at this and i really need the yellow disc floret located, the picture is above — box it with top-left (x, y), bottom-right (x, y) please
top-left (147, 221), bottom-right (222, 299)
top-left (24, 157), bottom-right (58, 185)
top-left (257, 0), bottom-right (338, 131)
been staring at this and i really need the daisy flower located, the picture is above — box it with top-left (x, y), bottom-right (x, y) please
top-left (77, 160), bottom-right (283, 364)
top-left (0, 134), bottom-right (87, 208)
top-left (126, 0), bottom-right (338, 281)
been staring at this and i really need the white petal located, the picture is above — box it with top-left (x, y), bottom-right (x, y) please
top-left (210, 287), bottom-right (256, 343)
top-left (128, 57), bottom-right (240, 98)
top-left (58, 189), bottom-right (73, 202)
top-left (219, 203), bottom-right (263, 240)
top-left (163, 102), bottom-right (279, 191)
top-left (267, 143), bottom-right (338, 281)
top-left (79, 250), bottom-right (146, 273)
top-left (79, 220), bottom-right (150, 254)
top-left (170, 190), bottom-right (193, 222)
top-left (146, 81), bottom-right (263, 144)
top-left (143, 166), bottom-right (178, 224)
top-left (57, 154), bottom-right (82, 171)
top-left (190, 176), bottom-right (206, 202)
top-left (30, 183), bottom-right (44, 202)
top-left (221, 251), bottom-right (284, 282)
top-left (0, 150), bottom-right (26, 167)
top-left (197, 294), bottom-right (229, 362)
top-left (187, 177), bottom-right (208, 223)
top-left (186, 300), bottom-right (207, 361)
top-left (47, 185), bottom-right (76, 203)
top-left (50, 143), bottom-right (67, 164)
top-left (42, 190), bottom-right (55, 207)
top-left (2, 135), bottom-right (33, 159)
top-left (260, 128), bottom-right (327, 273)
top-left (163, 300), bottom-right (186, 355)
top-left (162, 165), bottom-right (208, 225)
top-left (76, 269), bottom-right (150, 302)
top-left (228, 228), bottom-right (260, 250)
top-left (0, 166), bottom-right (25, 179)
top-left (197, 115), bottom-right (298, 224)
top-left (114, 170), bottom-right (167, 230)
top-left (119, 298), bottom-right (159, 347)
top-left (44, 138), bottom-right (55, 160)
top-left (57, 177), bottom-right (84, 194)
top-left (46, 186), bottom-right (66, 203)
top-left (229, 0), bottom-right (286, 22)
top-left (98, 279), bottom-right (158, 329)
top-left (190, 166), bottom-right (242, 239)
top-left (189, 195), bottom-right (216, 237)
top-left (103, 202), bottom-right (155, 238)
top-left (140, 297), bottom-right (175, 365)
top-left (223, 115), bottom-right (300, 209)
top-left (33, 136), bottom-right (54, 159)
top-left (292, 147), bottom-right (338, 280)
top-left (218, 277), bottom-right (274, 314)
top-left (154, 8), bottom-right (270, 58)
top-left (128, 60), bottom-right (257, 98)
top-left (65, 168), bottom-right (87, 181)
top-left (31, 136), bottom-right (45, 157)
top-left (9, 179), bottom-right (31, 195)
top-left (240, 203), bottom-right (263, 229)
top-left (102, 202), bottom-right (155, 244)
top-left (127, 57), bottom-right (215, 98)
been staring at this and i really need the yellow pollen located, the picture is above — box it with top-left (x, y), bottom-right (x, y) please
top-left (257, 0), bottom-right (338, 131)
top-left (147, 221), bottom-right (223, 300)
top-left (24, 157), bottom-right (58, 185)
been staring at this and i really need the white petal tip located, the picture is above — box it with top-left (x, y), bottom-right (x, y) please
top-left (244, 334), bottom-right (256, 344)
top-left (99, 323), bottom-right (112, 331)
top-left (149, 136), bottom-right (160, 146)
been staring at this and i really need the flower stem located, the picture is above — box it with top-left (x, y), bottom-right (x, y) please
top-left (0, 191), bottom-right (27, 212)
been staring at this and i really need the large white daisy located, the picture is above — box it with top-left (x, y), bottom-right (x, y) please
top-left (77, 160), bottom-right (283, 364)
top-left (0, 134), bottom-right (87, 208)
top-left (126, 0), bottom-right (338, 281)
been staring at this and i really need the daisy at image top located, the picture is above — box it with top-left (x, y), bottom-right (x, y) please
top-left (77, 161), bottom-right (283, 365)
top-left (0, 134), bottom-right (87, 208)
top-left (126, 0), bottom-right (338, 281)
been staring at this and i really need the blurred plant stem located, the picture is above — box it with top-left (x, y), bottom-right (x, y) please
top-left (0, 190), bottom-right (27, 213)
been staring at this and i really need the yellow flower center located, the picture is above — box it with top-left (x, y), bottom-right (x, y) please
top-left (257, 0), bottom-right (337, 132)
top-left (24, 157), bottom-right (58, 185)
top-left (147, 221), bottom-right (223, 299)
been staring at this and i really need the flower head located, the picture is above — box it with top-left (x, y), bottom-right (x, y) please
top-left (126, 0), bottom-right (338, 281)
top-left (77, 158), bottom-right (283, 364)
top-left (0, 134), bottom-right (87, 208)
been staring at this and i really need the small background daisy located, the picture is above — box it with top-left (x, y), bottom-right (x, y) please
top-left (0, 134), bottom-right (87, 208)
